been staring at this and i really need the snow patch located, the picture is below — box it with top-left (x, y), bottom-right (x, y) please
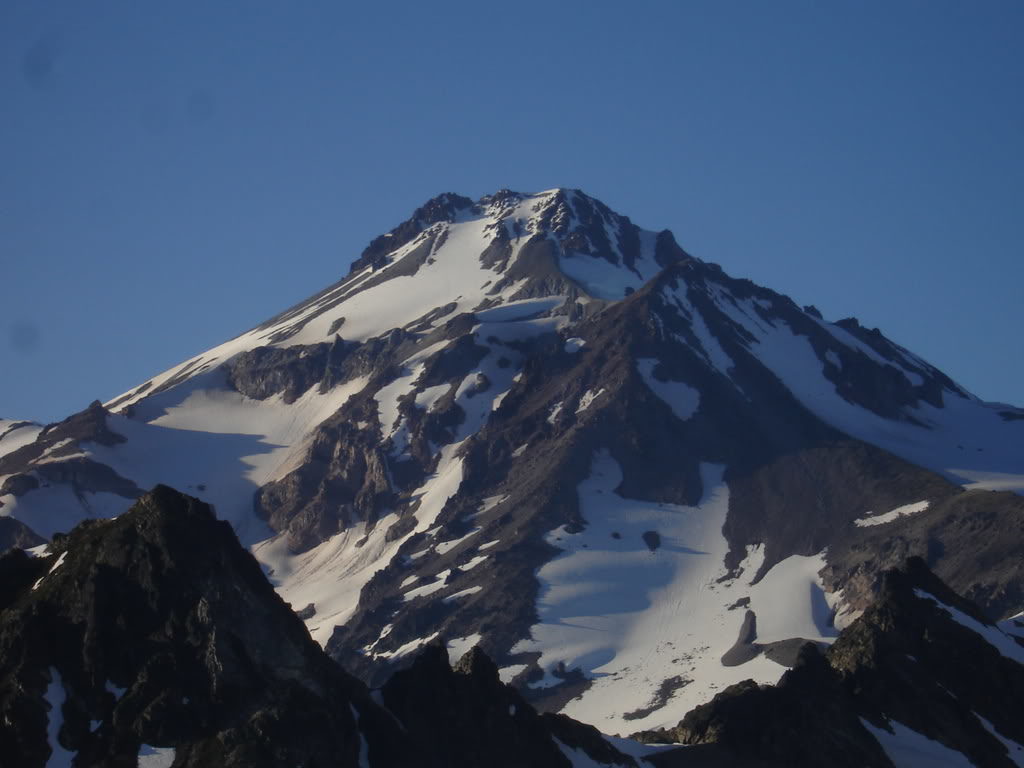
top-left (662, 286), bottom-right (735, 377)
top-left (436, 528), bottom-right (481, 555)
top-left (349, 705), bottom-right (371, 768)
top-left (553, 736), bottom-right (621, 768)
top-left (498, 664), bottom-right (527, 683)
top-left (576, 389), bottom-right (606, 415)
top-left (975, 713), bottom-right (1024, 767)
top-left (475, 495), bottom-right (507, 520)
top-left (44, 668), bottom-right (75, 768)
top-left (137, 745), bottom-right (176, 768)
top-left (459, 554), bottom-right (488, 571)
top-left (913, 589), bottom-right (1024, 665)
top-left (373, 632), bottom-right (441, 661)
top-left (443, 586), bottom-right (483, 602)
top-left (636, 358), bottom-right (700, 422)
top-left (861, 718), bottom-right (974, 767)
top-left (0, 422), bottom-right (43, 459)
top-left (32, 550), bottom-right (68, 591)
top-left (403, 570), bottom-right (452, 602)
top-left (547, 401), bottom-right (564, 425)
top-left (415, 384), bottom-right (451, 412)
top-left (747, 551), bottom-right (838, 644)
top-left (446, 633), bottom-right (482, 660)
top-left (854, 500), bottom-right (930, 527)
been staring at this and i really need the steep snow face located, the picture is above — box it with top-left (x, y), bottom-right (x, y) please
top-left (514, 452), bottom-right (837, 734)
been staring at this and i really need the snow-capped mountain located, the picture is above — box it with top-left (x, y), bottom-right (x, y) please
top-left (2, 188), bottom-right (1023, 737)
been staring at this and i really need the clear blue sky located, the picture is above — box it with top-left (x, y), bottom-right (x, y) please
top-left (3, 1), bottom-right (1022, 424)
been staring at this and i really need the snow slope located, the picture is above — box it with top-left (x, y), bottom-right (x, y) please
top-left (515, 452), bottom-right (836, 734)
top-left (712, 292), bottom-right (1024, 493)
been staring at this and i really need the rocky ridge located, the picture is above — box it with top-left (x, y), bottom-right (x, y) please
top-left (0, 486), bottom-right (640, 768)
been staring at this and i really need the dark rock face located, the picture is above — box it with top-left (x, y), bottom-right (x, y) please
top-left (0, 486), bottom-right (394, 767)
top-left (822, 489), bottom-right (1024, 620)
top-left (226, 336), bottom-right (355, 403)
top-left (632, 559), bottom-right (1024, 767)
top-left (653, 649), bottom-right (893, 768)
top-left (254, 411), bottom-right (393, 552)
top-left (379, 644), bottom-right (631, 768)
top-left (0, 486), bottom-right (632, 767)
top-left (723, 438), bottom-right (960, 579)
top-left (826, 559), bottom-right (1024, 766)
top-left (0, 516), bottom-right (45, 553)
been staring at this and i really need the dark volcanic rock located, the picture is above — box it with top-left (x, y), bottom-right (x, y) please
top-left (0, 517), bottom-right (45, 554)
top-left (226, 337), bottom-right (355, 403)
top-left (380, 643), bottom-right (631, 768)
top-left (0, 486), bottom-right (406, 768)
top-left (640, 646), bottom-right (892, 768)
top-left (825, 558), bottom-right (1024, 766)
top-left (254, 414), bottom-right (393, 552)
top-left (822, 488), bottom-right (1024, 621)
top-left (252, 372), bottom-right (396, 551)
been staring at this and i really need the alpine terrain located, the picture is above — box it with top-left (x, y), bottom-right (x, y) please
top-left (2, 188), bottom-right (1023, 766)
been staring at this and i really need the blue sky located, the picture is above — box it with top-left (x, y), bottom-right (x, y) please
top-left (2, 1), bottom-right (1022, 423)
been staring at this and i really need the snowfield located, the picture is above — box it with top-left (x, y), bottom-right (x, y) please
top-left (515, 452), bottom-right (836, 734)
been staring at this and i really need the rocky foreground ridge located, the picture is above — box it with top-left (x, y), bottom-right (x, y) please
top-left (0, 487), bottom-right (637, 768)
top-left (1, 487), bottom-right (1022, 767)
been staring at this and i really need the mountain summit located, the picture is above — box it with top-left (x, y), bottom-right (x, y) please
top-left (1, 189), bottom-right (1022, 738)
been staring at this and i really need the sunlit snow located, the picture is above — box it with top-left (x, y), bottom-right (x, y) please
top-left (854, 500), bottom-right (930, 527)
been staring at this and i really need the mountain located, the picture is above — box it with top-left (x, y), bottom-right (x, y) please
top-left (2, 187), bottom-right (1023, 737)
